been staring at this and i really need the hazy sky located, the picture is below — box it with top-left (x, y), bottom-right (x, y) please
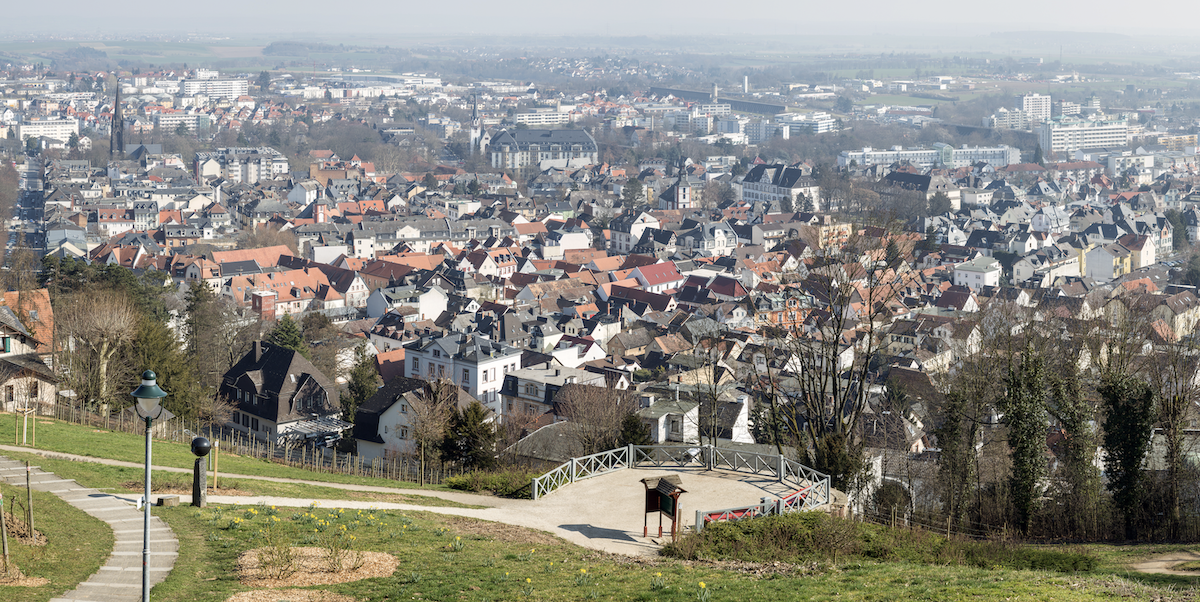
top-left (2, 1), bottom-right (1190, 37)
top-left (2, 2), bottom-right (1195, 37)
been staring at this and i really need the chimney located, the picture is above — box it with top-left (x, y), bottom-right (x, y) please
top-left (254, 340), bottom-right (263, 362)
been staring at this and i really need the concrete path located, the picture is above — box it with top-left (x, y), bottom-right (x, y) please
top-left (0, 445), bottom-right (804, 556)
top-left (0, 455), bottom-right (178, 602)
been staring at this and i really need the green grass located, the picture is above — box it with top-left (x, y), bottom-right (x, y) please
top-left (0, 487), bottom-right (112, 601)
top-left (0, 415), bottom-right (457, 493)
top-left (145, 504), bottom-right (1195, 602)
top-left (0, 450), bottom-right (485, 510)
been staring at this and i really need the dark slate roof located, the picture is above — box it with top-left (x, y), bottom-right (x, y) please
top-left (490, 129), bottom-right (597, 151)
top-left (221, 341), bottom-right (338, 424)
top-left (352, 376), bottom-right (427, 444)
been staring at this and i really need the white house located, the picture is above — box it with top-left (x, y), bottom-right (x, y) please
top-left (403, 333), bottom-right (524, 418)
top-left (952, 256), bottom-right (1001, 292)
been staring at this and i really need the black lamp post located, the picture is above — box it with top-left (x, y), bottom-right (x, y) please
top-left (131, 370), bottom-right (167, 602)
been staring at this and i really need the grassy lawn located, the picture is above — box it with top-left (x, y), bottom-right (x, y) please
top-left (148, 504), bottom-right (1197, 602)
top-left (0, 487), bottom-right (112, 602)
top-left (0, 415), bottom-right (456, 493)
top-left (0, 450), bottom-right (485, 510)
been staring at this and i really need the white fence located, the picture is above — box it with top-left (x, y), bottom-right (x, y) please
top-left (530, 444), bottom-right (831, 528)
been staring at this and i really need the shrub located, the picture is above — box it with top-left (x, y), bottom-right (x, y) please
top-left (662, 512), bottom-right (1095, 572)
top-left (445, 470), bottom-right (537, 498)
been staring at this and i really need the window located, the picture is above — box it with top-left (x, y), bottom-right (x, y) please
top-left (437, 365), bottom-right (445, 378)
top-left (433, 349), bottom-right (441, 357)
top-left (428, 364), bottom-right (435, 377)
top-left (462, 368), bottom-right (470, 385)
top-left (383, 425), bottom-right (388, 434)
top-left (412, 357), bottom-right (419, 373)
top-left (482, 369), bottom-right (489, 383)
top-left (400, 403), bottom-right (408, 414)
top-left (400, 427), bottom-right (409, 439)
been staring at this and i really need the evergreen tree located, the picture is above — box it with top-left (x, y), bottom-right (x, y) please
top-left (1048, 363), bottom-right (1102, 539)
top-left (442, 401), bottom-right (497, 471)
top-left (340, 344), bottom-right (380, 422)
top-left (885, 240), bottom-right (902, 269)
top-left (184, 280), bottom-right (226, 389)
top-left (617, 413), bottom-right (651, 446)
top-left (268, 314), bottom-right (307, 357)
top-left (936, 390), bottom-right (976, 530)
top-left (1033, 144), bottom-right (1045, 166)
top-left (622, 178), bottom-right (644, 207)
top-left (1101, 373), bottom-right (1156, 540)
top-left (1000, 344), bottom-right (1048, 535)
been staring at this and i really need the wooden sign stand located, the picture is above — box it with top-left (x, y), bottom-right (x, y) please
top-left (641, 475), bottom-right (686, 542)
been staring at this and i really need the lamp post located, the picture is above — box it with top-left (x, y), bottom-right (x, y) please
top-left (131, 370), bottom-right (166, 602)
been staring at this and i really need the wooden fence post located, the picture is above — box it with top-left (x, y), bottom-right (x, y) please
top-left (25, 461), bottom-right (32, 536)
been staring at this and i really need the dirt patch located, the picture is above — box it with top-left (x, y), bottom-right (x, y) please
top-left (438, 515), bottom-right (561, 546)
top-left (238, 546), bottom-right (398, 588)
top-left (0, 564), bottom-right (50, 587)
top-left (1127, 551), bottom-right (1200, 576)
top-left (1, 510), bottom-right (47, 545)
top-left (226, 589), bottom-right (356, 602)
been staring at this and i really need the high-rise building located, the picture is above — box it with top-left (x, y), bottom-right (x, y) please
top-left (1017, 93), bottom-right (1052, 122)
top-left (1034, 117), bottom-right (1129, 153)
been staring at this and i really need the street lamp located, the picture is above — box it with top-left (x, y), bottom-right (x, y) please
top-left (131, 370), bottom-right (167, 602)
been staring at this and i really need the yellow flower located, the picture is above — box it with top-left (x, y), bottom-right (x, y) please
top-left (656, 572), bottom-right (662, 577)
top-left (526, 578), bottom-right (532, 583)
top-left (699, 582), bottom-right (706, 589)
top-left (580, 568), bottom-right (587, 574)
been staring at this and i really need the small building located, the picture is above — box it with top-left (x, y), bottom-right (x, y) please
top-left (220, 341), bottom-right (347, 444)
top-left (952, 256), bottom-right (1001, 292)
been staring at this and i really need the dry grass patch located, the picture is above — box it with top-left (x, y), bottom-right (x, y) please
top-left (0, 564), bottom-right (49, 587)
top-left (1, 510), bottom-right (46, 545)
top-left (226, 589), bottom-right (356, 602)
top-left (237, 546), bottom-right (397, 588)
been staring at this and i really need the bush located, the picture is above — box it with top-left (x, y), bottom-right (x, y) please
top-left (444, 470), bottom-right (537, 498)
top-left (662, 512), bottom-right (1095, 572)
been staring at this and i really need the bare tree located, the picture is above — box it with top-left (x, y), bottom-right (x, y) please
top-left (557, 384), bottom-right (637, 456)
top-left (57, 291), bottom-right (138, 409)
top-left (409, 379), bottom-right (455, 485)
top-left (755, 236), bottom-right (907, 495)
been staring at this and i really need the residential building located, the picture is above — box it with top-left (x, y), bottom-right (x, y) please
top-left (952, 256), bottom-right (1001, 291)
top-left (837, 144), bottom-right (1021, 169)
top-left (220, 341), bottom-right (346, 444)
top-left (181, 78), bottom-right (249, 99)
top-left (403, 333), bottom-right (523, 418)
top-left (1017, 93), bottom-right (1052, 121)
top-left (194, 147), bottom-right (290, 184)
top-left (740, 164), bottom-right (820, 210)
top-left (1035, 117), bottom-right (1130, 153)
top-left (499, 366), bottom-right (606, 418)
top-left (489, 129), bottom-right (598, 173)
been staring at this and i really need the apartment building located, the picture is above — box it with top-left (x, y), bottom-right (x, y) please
top-left (17, 116), bottom-right (78, 142)
top-left (837, 144), bottom-right (1021, 169)
top-left (513, 110), bottom-right (573, 126)
top-left (404, 333), bottom-right (524, 418)
top-left (194, 147), bottom-right (290, 184)
top-left (181, 78), bottom-right (249, 100)
top-left (1035, 117), bottom-right (1130, 153)
top-left (1018, 93), bottom-right (1052, 121)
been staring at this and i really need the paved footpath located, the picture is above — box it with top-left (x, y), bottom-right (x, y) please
top-left (0, 444), bottom-right (797, 557)
top-left (0, 455), bottom-right (178, 602)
